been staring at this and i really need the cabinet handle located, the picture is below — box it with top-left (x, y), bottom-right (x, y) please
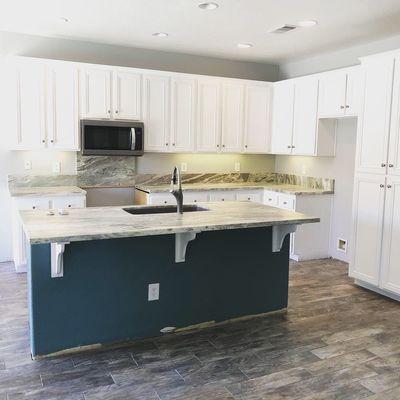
top-left (387, 185), bottom-right (392, 189)
top-left (380, 184), bottom-right (385, 188)
top-left (381, 163), bottom-right (387, 167)
top-left (389, 164), bottom-right (394, 168)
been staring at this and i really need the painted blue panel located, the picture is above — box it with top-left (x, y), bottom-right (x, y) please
top-left (28, 227), bottom-right (289, 356)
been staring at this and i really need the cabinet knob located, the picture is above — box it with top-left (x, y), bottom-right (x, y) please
top-left (346, 105), bottom-right (350, 109)
top-left (389, 164), bottom-right (394, 168)
top-left (340, 106), bottom-right (345, 109)
top-left (387, 185), bottom-right (392, 189)
top-left (245, 145), bottom-right (248, 148)
top-left (164, 201), bottom-right (167, 204)
top-left (42, 140), bottom-right (46, 143)
top-left (172, 143), bottom-right (175, 146)
top-left (287, 145), bottom-right (291, 149)
top-left (68, 205), bottom-right (72, 208)
top-left (115, 110), bottom-right (119, 114)
top-left (247, 197), bottom-right (251, 201)
top-left (32, 206), bottom-right (36, 209)
top-left (381, 163), bottom-right (387, 167)
top-left (216, 144), bottom-right (220, 148)
top-left (222, 144), bottom-right (225, 148)
top-left (380, 184), bottom-right (385, 188)
top-left (50, 140), bottom-right (54, 143)
top-left (166, 143), bottom-right (169, 146)
top-left (292, 145), bottom-right (295, 149)
top-left (107, 110), bottom-right (111, 114)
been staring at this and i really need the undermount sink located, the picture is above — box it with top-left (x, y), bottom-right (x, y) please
top-left (123, 204), bottom-right (209, 215)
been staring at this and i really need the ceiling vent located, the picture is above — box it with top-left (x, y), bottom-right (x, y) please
top-left (270, 25), bottom-right (297, 34)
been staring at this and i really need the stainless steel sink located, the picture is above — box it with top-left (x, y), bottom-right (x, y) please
top-left (123, 204), bottom-right (209, 215)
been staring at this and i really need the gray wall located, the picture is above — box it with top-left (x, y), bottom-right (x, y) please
top-left (0, 31), bottom-right (279, 81)
top-left (279, 33), bottom-right (400, 79)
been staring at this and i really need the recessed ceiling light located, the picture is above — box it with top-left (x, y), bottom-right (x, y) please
top-left (152, 32), bottom-right (169, 38)
top-left (198, 2), bottom-right (219, 10)
top-left (59, 17), bottom-right (69, 23)
top-left (237, 43), bottom-right (253, 49)
top-left (296, 20), bottom-right (318, 27)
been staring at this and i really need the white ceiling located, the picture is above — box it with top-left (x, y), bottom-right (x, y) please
top-left (1, 0), bottom-right (400, 63)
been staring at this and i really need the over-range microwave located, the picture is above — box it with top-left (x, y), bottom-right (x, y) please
top-left (81, 120), bottom-right (144, 156)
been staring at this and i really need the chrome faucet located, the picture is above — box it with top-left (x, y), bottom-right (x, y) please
top-left (170, 166), bottom-right (183, 213)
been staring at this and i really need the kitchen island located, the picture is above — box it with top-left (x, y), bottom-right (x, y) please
top-left (19, 202), bottom-right (318, 357)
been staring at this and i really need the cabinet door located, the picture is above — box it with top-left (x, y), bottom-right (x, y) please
top-left (209, 191), bottom-right (236, 202)
top-left (148, 193), bottom-right (175, 205)
top-left (387, 56), bottom-right (400, 176)
top-left (355, 57), bottom-right (394, 174)
top-left (196, 79), bottom-right (221, 152)
top-left (278, 194), bottom-right (296, 210)
top-left (318, 70), bottom-right (347, 118)
top-left (243, 83), bottom-right (272, 153)
top-left (143, 75), bottom-right (170, 152)
top-left (345, 68), bottom-right (361, 117)
top-left (292, 76), bottom-right (319, 156)
top-left (381, 177), bottom-right (400, 293)
top-left (47, 63), bottom-right (79, 150)
top-left (221, 82), bottom-right (243, 153)
top-left (183, 192), bottom-right (209, 204)
top-left (170, 76), bottom-right (196, 152)
top-left (80, 67), bottom-right (112, 119)
top-left (271, 80), bottom-right (294, 154)
top-left (263, 190), bottom-right (279, 207)
top-left (236, 192), bottom-right (263, 203)
top-left (11, 61), bottom-right (46, 149)
top-left (113, 70), bottom-right (141, 120)
top-left (349, 174), bottom-right (386, 285)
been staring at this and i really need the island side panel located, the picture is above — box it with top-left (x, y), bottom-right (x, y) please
top-left (28, 227), bottom-right (290, 356)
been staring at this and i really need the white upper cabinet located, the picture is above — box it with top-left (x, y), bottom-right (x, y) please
top-left (292, 76), bottom-right (319, 155)
top-left (349, 173), bottom-right (386, 285)
top-left (46, 63), bottom-right (80, 150)
top-left (143, 74), bottom-right (170, 152)
top-left (80, 67), bottom-right (112, 119)
top-left (197, 78), bottom-right (221, 152)
top-left (355, 57), bottom-right (394, 174)
top-left (243, 83), bottom-right (272, 153)
top-left (318, 67), bottom-right (360, 118)
top-left (221, 81), bottom-right (244, 153)
top-left (387, 56), bottom-right (400, 176)
top-left (2, 59), bottom-right (47, 150)
top-left (112, 70), bottom-right (141, 120)
top-left (170, 76), bottom-right (196, 152)
top-left (318, 70), bottom-right (347, 118)
top-left (271, 80), bottom-right (295, 154)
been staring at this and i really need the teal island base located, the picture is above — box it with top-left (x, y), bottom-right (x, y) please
top-left (28, 227), bottom-right (290, 357)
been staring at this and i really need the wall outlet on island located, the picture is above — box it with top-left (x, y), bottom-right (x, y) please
top-left (52, 161), bottom-right (61, 173)
top-left (24, 160), bottom-right (32, 170)
top-left (181, 162), bottom-right (187, 172)
top-left (148, 283), bottom-right (160, 301)
top-left (234, 162), bottom-right (241, 172)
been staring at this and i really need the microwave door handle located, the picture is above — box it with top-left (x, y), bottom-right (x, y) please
top-left (130, 128), bottom-right (136, 150)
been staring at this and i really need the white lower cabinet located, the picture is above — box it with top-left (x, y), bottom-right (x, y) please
top-left (350, 174), bottom-right (400, 297)
top-left (11, 194), bottom-right (86, 273)
top-left (209, 191), bottom-right (236, 202)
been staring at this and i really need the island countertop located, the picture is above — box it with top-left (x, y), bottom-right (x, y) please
top-left (19, 201), bottom-right (319, 245)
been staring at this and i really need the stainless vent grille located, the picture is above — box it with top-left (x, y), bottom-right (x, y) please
top-left (270, 25), bottom-right (297, 34)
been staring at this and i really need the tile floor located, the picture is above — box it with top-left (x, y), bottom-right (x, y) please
top-left (1, 259), bottom-right (400, 399)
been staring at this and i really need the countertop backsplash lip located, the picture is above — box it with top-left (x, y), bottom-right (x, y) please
top-left (8, 172), bottom-right (335, 195)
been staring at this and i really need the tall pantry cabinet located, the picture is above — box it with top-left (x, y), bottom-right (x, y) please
top-left (350, 51), bottom-right (400, 298)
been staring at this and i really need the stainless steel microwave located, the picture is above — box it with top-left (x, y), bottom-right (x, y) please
top-left (81, 120), bottom-right (144, 156)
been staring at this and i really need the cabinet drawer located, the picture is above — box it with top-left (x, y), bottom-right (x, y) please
top-left (209, 191), bottom-right (236, 202)
top-left (183, 192), bottom-right (209, 204)
top-left (52, 196), bottom-right (86, 209)
top-left (148, 193), bottom-right (175, 205)
top-left (14, 198), bottom-right (50, 210)
top-left (236, 192), bottom-right (263, 203)
top-left (263, 190), bottom-right (279, 207)
top-left (278, 194), bottom-right (296, 210)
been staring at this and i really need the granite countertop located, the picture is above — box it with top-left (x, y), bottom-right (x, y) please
top-left (9, 186), bottom-right (87, 198)
top-left (19, 201), bottom-right (319, 244)
top-left (135, 182), bottom-right (334, 196)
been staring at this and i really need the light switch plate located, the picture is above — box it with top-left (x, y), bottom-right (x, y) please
top-left (181, 162), bottom-right (187, 172)
top-left (234, 162), bottom-right (241, 172)
top-left (24, 160), bottom-right (32, 170)
top-left (148, 283), bottom-right (160, 301)
top-left (52, 161), bottom-right (61, 173)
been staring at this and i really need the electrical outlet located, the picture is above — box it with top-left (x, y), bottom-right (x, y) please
top-left (24, 160), bottom-right (32, 170)
top-left (52, 161), bottom-right (61, 173)
top-left (234, 162), bottom-right (241, 172)
top-left (148, 283), bottom-right (160, 301)
top-left (181, 162), bottom-right (187, 172)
